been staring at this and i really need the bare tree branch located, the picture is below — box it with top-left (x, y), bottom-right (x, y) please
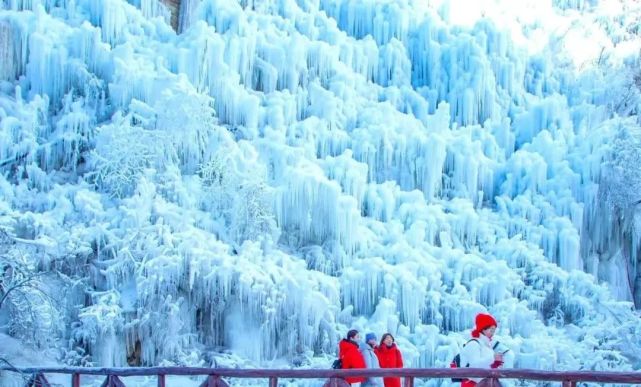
top-left (0, 275), bottom-right (40, 310)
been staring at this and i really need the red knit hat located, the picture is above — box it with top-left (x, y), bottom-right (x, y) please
top-left (472, 313), bottom-right (497, 338)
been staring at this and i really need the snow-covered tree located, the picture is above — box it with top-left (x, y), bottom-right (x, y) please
top-left (154, 88), bottom-right (217, 174)
top-left (88, 112), bottom-right (174, 198)
top-left (600, 122), bottom-right (641, 214)
top-left (229, 180), bottom-right (277, 244)
top-left (199, 151), bottom-right (277, 245)
top-left (0, 230), bottom-right (61, 348)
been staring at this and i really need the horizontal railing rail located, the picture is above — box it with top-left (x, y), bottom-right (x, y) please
top-left (3, 366), bottom-right (641, 386)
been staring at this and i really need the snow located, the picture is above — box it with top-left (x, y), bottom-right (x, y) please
top-left (0, 333), bottom-right (70, 387)
top-left (1, 0), bottom-right (641, 386)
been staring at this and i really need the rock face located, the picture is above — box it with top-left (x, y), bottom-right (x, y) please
top-left (160, 0), bottom-right (180, 31)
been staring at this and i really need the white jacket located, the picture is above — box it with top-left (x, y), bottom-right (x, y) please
top-left (459, 334), bottom-right (497, 383)
top-left (359, 342), bottom-right (384, 387)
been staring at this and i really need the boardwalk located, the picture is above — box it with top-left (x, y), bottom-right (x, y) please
top-left (3, 366), bottom-right (641, 387)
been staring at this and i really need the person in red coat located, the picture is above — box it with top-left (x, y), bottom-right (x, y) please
top-left (375, 333), bottom-right (403, 387)
top-left (339, 329), bottom-right (367, 385)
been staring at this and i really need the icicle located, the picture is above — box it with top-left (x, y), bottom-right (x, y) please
top-left (322, 150), bottom-right (368, 209)
top-left (0, 19), bottom-right (18, 81)
top-left (377, 39), bottom-right (411, 87)
top-left (4, 0), bottom-right (57, 11)
top-left (197, 0), bottom-right (244, 35)
top-left (51, 94), bottom-right (93, 171)
top-left (26, 29), bottom-right (71, 106)
top-left (86, 0), bottom-right (129, 46)
top-left (129, 0), bottom-right (171, 23)
top-left (274, 163), bottom-right (360, 253)
top-left (178, 0), bottom-right (201, 33)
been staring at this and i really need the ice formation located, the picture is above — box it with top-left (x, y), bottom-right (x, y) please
top-left (1, 0), bottom-right (641, 385)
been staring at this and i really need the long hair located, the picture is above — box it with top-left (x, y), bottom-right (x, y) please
top-left (380, 333), bottom-right (395, 347)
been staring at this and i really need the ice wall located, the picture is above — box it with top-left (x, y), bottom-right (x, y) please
top-left (1, 0), bottom-right (641, 379)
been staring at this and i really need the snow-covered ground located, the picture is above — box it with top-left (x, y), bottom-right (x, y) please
top-left (1, 0), bottom-right (641, 385)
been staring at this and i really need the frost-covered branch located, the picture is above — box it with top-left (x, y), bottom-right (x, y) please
top-left (0, 272), bottom-right (46, 310)
top-left (0, 230), bottom-right (68, 348)
top-left (599, 122), bottom-right (641, 214)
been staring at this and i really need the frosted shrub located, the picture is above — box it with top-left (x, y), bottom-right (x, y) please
top-left (600, 122), bottom-right (641, 214)
top-left (230, 180), bottom-right (277, 244)
top-left (72, 291), bottom-right (127, 367)
top-left (199, 151), bottom-right (276, 244)
top-left (89, 113), bottom-right (174, 198)
top-left (154, 89), bottom-right (217, 174)
top-left (0, 231), bottom-right (60, 348)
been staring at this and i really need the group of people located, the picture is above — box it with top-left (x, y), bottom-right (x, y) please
top-left (338, 330), bottom-right (403, 387)
top-left (337, 313), bottom-right (510, 387)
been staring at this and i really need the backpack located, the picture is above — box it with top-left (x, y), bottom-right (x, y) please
top-left (449, 340), bottom-right (500, 382)
top-left (331, 358), bottom-right (342, 369)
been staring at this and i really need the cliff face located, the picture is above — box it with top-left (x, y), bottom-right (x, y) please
top-left (160, 0), bottom-right (180, 30)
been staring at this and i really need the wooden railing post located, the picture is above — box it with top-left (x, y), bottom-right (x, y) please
top-left (562, 381), bottom-right (577, 387)
top-left (322, 378), bottom-right (349, 387)
top-left (157, 374), bottom-right (165, 387)
top-left (26, 372), bottom-right (51, 387)
top-left (71, 373), bottom-right (80, 387)
top-left (104, 375), bottom-right (125, 387)
top-left (477, 378), bottom-right (502, 387)
top-left (403, 376), bottom-right (414, 387)
top-left (269, 376), bottom-right (278, 387)
top-left (199, 375), bottom-right (229, 387)
top-left (101, 375), bottom-right (126, 387)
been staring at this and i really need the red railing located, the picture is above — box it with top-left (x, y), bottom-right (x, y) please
top-left (3, 366), bottom-right (641, 387)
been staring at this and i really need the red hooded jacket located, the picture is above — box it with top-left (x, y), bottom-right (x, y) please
top-left (339, 339), bottom-right (366, 384)
top-left (375, 344), bottom-right (403, 387)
